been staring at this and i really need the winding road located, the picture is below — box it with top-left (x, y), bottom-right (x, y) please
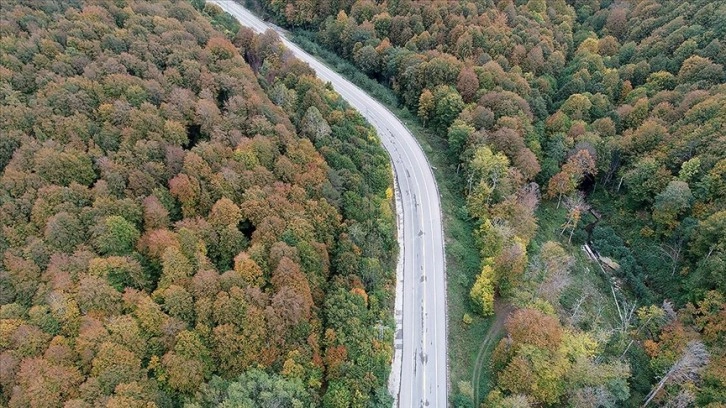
top-left (210, 2), bottom-right (448, 406)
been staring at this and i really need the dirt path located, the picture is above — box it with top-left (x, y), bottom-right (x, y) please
top-left (471, 300), bottom-right (514, 405)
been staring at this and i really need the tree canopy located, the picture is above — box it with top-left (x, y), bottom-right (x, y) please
top-left (0, 0), bottom-right (396, 406)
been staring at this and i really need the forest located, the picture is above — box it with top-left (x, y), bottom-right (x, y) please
top-left (252, 0), bottom-right (726, 406)
top-left (0, 0), bottom-right (398, 406)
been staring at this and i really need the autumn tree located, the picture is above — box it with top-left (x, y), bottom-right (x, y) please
top-left (417, 88), bottom-right (434, 126)
top-left (457, 67), bottom-right (480, 103)
top-left (470, 265), bottom-right (495, 316)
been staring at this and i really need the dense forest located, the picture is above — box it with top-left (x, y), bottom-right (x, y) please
top-left (0, 0), bottom-right (398, 406)
top-left (254, 0), bottom-right (726, 406)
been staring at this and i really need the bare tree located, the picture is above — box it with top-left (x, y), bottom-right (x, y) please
top-left (663, 390), bottom-right (695, 408)
top-left (536, 241), bottom-right (574, 305)
top-left (662, 300), bottom-right (677, 322)
top-left (621, 300), bottom-right (675, 360)
top-left (561, 192), bottom-right (590, 243)
top-left (657, 242), bottom-right (683, 276)
top-left (517, 182), bottom-right (541, 213)
top-left (643, 341), bottom-right (710, 407)
top-left (570, 386), bottom-right (615, 408)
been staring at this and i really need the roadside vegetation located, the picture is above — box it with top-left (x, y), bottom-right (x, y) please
top-left (283, 32), bottom-right (497, 403)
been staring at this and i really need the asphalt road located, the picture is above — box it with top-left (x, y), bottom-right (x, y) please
top-left (210, 2), bottom-right (448, 406)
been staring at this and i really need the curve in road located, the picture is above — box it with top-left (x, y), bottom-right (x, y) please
top-left (210, 2), bottom-right (448, 406)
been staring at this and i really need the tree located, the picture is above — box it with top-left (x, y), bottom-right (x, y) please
top-left (159, 246), bottom-right (194, 290)
top-left (195, 369), bottom-right (313, 407)
top-left (88, 256), bottom-right (148, 291)
top-left (417, 88), bottom-right (434, 126)
top-left (653, 180), bottom-right (693, 228)
top-left (678, 56), bottom-right (724, 86)
top-left (494, 240), bottom-right (528, 295)
top-left (161, 330), bottom-right (212, 395)
top-left (76, 275), bottom-right (123, 316)
top-left (470, 265), bottom-right (495, 316)
top-left (44, 212), bottom-right (85, 253)
top-left (447, 120), bottom-right (475, 155)
top-left (233, 252), bottom-right (263, 287)
top-left (605, 8), bottom-right (628, 40)
top-left (35, 148), bottom-right (96, 187)
top-left (560, 94), bottom-right (592, 121)
top-left (561, 193), bottom-right (590, 243)
top-left (432, 86), bottom-right (465, 133)
top-left (170, 173), bottom-right (201, 218)
top-left (323, 381), bottom-right (352, 407)
top-left (9, 357), bottom-right (84, 408)
top-left (468, 145), bottom-right (510, 198)
top-left (300, 106), bottom-right (331, 142)
top-left (624, 158), bottom-right (672, 205)
top-left (105, 381), bottom-right (160, 408)
top-left (546, 171), bottom-right (575, 207)
top-left (209, 198), bottom-right (242, 228)
top-left (142, 195), bottom-right (170, 230)
top-left (688, 211), bottom-right (726, 294)
top-left (457, 67), bottom-right (479, 103)
top-left (207, 37), bottom-right (237, 60)
top-left (677, 157), bottom-right (701, 183)
top-left (160, 285), bottom-right (195, 326)
top-left (353, 45), bottom-right (379, 75)
top-left (536, 242), bottom-right (574, 304)
top-left (643, 341), bottom-right (710, 407)
top-left (493, 308), bottom-right (568, 404)
top-left (625, 119), bottom-right (668, 156)
top-left (562, 149), bottom-right (597, 181)
top-left (91, 342), bottom-right (144, 394)
top-left (92, 216), bottom-right (140, 256)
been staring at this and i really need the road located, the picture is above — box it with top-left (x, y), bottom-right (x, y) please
top-left (209, 2), bottom-right (448, 406)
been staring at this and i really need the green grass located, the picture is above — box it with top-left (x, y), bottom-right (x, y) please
top-left (288, 30), bottom-right (492, 406)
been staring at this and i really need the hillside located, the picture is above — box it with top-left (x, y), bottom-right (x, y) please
top-left (253, 0), bottom-right (726, 406)
top-left (0, 0), bottom-right (396, 406)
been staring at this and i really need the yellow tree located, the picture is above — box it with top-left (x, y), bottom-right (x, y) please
top-left (417, 88), bottom-right (434, 126)
top-left (470, 265), bottom-right (495, 316)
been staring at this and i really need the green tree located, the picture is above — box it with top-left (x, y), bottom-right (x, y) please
top-left (191, 369), bottom-right (314, 407)
top-left (35, 148), bottom-right (96, 187)
top-left (447, 120), bottom-right (475, 155)
top-left (323, 381), bottom-right (352, 408)
top-left (432, 86), bottom-right (465, 133)
top-left (653, 180), bottom-right (693, 228)
top-left (623, 158), bottom-right (672, 205)
top-left (300, 106), bottom-right (332, 142)
top-left (353, 45), bottom-right (380, 75)
top-left (44, 212), bottom-right (84, 253)
top-left (92, 216), bottom-right (140, 256)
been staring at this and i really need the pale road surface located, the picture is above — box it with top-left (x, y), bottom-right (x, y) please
top-left (210, 2), bottom-right (448, 406)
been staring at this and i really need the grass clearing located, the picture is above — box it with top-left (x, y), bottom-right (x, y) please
top-left (532, 201), bottom-right (621, 332)
top-left (288, 31), bottom-right (493, 405)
